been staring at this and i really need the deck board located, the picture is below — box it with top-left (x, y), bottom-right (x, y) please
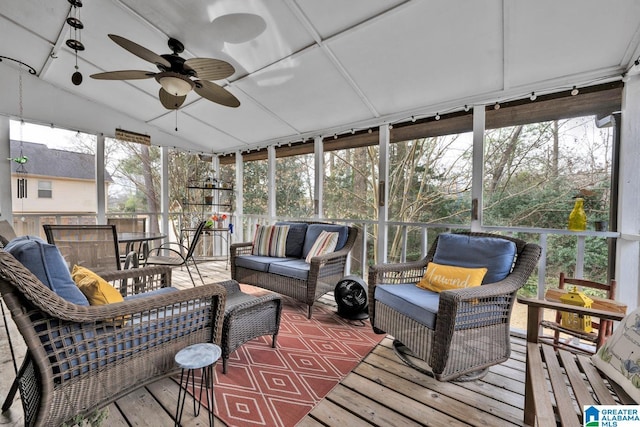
top-left (0, 260), bottom-right (527, 426)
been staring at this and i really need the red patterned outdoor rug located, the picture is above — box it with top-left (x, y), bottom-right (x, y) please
top-left (208, 285), bottom-right (384, 427)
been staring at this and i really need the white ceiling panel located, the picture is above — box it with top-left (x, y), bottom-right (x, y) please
top-left (148, 109), bottom-right (242, 153)
top-left (236, 47), bottom-right (374, 134)
top-left (0, 0), bottom-right (67, 43)
top-left (0, 18), bottom-right (56, 75)
top-left (328, 0), bottom-right (504, 116)
top-left (183, 95), bottom-right (298, 148)
top-left (506, 0), bottom-right (640, 88)
top-left (295, 0), bottom-right (407, 39)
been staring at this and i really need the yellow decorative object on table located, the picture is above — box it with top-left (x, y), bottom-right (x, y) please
top-left (568, 197), bottom-right (587, 231)
top-left (560, 285), bottom-right (593, 333)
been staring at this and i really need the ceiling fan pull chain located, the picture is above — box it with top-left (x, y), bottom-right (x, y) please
top-left (175, 109), bottom-right (178, 132)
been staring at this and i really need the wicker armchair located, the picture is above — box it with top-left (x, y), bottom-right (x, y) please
top-left (0, 250), bottom-right (226, 427)
top-left (368, 232), bottom-right (541, 382)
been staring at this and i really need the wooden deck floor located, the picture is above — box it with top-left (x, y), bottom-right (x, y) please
top-left (1, 260), bottom-right (526, 426)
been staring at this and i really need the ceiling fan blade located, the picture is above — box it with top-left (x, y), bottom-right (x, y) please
top-left (90, 70), bottom-right (155, 80)
top-left (184, 58), bottom-right (235, 80)
top-left (108, 34), bottom-right (171, 68)
top-left (194, 80), bottom-right (240, 108)
top-left (159, 88), bottom-right (186, 110)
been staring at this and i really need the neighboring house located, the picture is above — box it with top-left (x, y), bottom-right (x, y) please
top-left (9, 140), bottom-right (111, 214)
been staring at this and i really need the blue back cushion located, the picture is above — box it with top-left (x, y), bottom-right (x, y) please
top-left (302, 224), bottom-right (349, 258)
top-left (275, 222), bottom-right (308, 258)
top-left (432, 233), bottom-right (516, 284)
top-left (4, 235), bottom-right (90, 306)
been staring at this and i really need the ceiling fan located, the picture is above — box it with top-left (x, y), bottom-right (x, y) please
top-left (90, 34), bottom-right (240, 110)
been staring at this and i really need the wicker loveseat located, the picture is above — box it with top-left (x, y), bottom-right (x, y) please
top-left (0, 249), bottom-right (226, 427)
top-left (230, 222), bottom-right (358, 318)
top-left (368, 232), bottom-right (541, 381)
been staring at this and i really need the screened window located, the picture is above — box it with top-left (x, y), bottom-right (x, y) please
top-left (276, 154), bottom-right (314, 218)
top-left (387, 131), bottom-right (472, 262)
top-left (324, 146), bottom-right (378, 220)
top-left (483, 115), bottom-right (613, 284)
top-left (243, 159), bottom-right (268, 215)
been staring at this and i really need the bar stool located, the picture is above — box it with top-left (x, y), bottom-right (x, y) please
top-left (174, 343), bottom-right (221, 427)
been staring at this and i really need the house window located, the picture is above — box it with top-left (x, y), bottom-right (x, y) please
top-left (38, 181), bottom-right (52, 198)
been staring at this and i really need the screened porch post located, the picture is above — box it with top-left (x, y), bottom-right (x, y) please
top-left (267, 145), bottom-right (276, 221)
top-left (471, 105), bottom-right (485, 232)
top-left (617, 73), bottom-right (640, 311)
top-left (377, 124), bottom-right (390, 264)
top-left (314, 136), bottom-right (323, 219)
top-left (96, 133), bottom-right (106, 224)
top-left (160, 146), bottom-right (169, 241)
top-left (235, 151), bottom-right (244, 241)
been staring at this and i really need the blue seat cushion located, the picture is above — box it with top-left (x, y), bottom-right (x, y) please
top-left (375, 283), bottom-right (508, 331)
top-left (235, 255), bottom-right (292, 272)
top-left (375, 284), bottom-right (440, 329)
top-left (267, 259), bottom-right (310, 280)
top-left (432, 234), bottom-right (517, 284)
top-left (46, 300), bottom-right (212, 380)
top-left (4, 235), bottom-right (90, 306)
top-left (302, 224), bottom-right (349, 258)
top-left (275, 222), bottom-right (308, 258)
top-left (124, 286), bottom-right (178, 300)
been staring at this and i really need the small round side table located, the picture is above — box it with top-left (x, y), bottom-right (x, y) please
top-left (174, 343), bottom-right (221, 427)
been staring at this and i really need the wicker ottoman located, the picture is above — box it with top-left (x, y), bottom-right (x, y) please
top-left (218, 280), bottom-right (282, 373)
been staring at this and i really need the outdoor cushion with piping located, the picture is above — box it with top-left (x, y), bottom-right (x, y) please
top-left (275, 222), bottom-right (308, 258)
top-left (235, 255), bottom-right (294, 272)
top-left (252, 224), bottom-right (290, 257)
top-left (305, 231), bottom-right (339, 263)
top-left (268, 259), bottom-right (310, 280)
top-left (375, 284), bottom-right (440, 329)
top-left (4, 235), bottom-right (90, 306)
top-left (302, 224), bottom-right (349, 258)
top-left (375, 283), bottom-right (507, 331)
top-left (432, 233), bottom-right (516, 284)
top-left (592, 305), bottom-right (640, 403)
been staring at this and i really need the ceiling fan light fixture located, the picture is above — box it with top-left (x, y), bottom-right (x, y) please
top-left (156, 72), bottom-right (194, 96)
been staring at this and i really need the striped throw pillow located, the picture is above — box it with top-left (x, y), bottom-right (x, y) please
top-left (305, 230), bottom-right (339, 263)
top-left (251, 225), bottom-right (290, 257)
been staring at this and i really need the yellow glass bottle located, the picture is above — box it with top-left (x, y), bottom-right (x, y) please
top-left (568, 198), bottom-right (587, 231)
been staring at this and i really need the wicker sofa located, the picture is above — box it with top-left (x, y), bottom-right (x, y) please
top-left (230, 222), bottom-right (358, 318)
top-left (0, 249), bottom-right (226, 427)
top-left (368, 232), bottom-right (541, 381)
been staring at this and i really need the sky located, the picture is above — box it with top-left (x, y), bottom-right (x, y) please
top-left (10, 120), bottom-right (85, 150)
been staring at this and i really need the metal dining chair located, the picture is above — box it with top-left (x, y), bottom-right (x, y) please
top-left (143, 220), bottom-right (207, 286)
top-left (43, 224), bottom-right (122, 273)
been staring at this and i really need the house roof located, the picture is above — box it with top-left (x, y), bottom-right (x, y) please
top-left (0, 1), bottom-right (639, 155)
top-left (9, 140), bottom-right (113, 182)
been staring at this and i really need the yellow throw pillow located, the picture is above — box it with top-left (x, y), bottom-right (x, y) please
top-left (416, 262), bottom-right (488, 293)
top-left (72, 265), bottom-right (124, 305)
top-left (72, 265), bottom-right (127, 326)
